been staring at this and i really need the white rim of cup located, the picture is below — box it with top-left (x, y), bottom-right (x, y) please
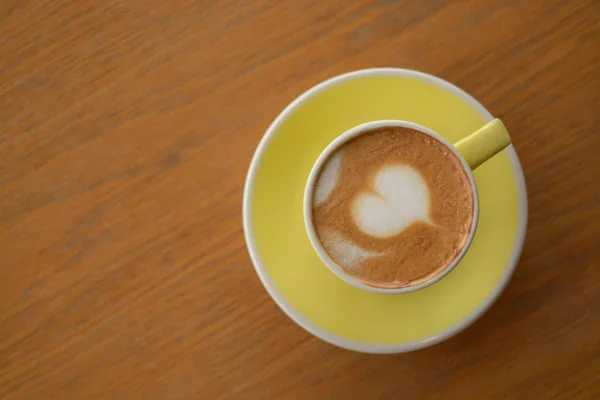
top-left (243, 68), bottom-right (528, 353)
top-left (303, 120), bottom-right (480, 294)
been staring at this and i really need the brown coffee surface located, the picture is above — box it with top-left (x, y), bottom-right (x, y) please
top-left (312, 127), bottom-right (475, 289)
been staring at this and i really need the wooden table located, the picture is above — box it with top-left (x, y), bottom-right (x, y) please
top-left (1, 1), bottom-right (598, 398)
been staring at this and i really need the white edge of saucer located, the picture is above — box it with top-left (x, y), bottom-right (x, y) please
top-left (242, 68), bottom-right (529, 354)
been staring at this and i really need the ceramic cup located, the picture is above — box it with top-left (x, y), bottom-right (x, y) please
top-left (304, 119), bottom-right (511, 294)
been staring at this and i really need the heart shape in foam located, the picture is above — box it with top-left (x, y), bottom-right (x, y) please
top-left (352, 165), bottom-right (432, 238)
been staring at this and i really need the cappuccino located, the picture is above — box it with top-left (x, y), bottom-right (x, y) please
top-left (311, 126), bottom-right (475, 289)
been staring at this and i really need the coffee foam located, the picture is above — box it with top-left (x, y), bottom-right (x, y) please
top-left (314, 152), bottom-right (342, 206)
top-left (311, 127), bottom-right (474, 289)
top-left (317, 228), bottom-right (385, 272)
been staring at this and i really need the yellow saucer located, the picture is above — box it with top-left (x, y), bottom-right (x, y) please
top-left (243, 69), bottom-right (527, 353)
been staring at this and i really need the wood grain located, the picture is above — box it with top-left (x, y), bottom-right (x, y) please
top-left (1, 0), bottom-right (599, 398)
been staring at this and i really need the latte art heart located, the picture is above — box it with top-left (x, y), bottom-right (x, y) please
top-left (352, 165), bottom-right (433, 238)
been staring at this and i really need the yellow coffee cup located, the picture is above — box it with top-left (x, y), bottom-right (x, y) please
top-left (304, 118), bottom-right (512, 294)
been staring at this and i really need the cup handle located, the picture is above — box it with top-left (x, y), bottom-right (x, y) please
top-left (453, 119), bottom-right (512, 170)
